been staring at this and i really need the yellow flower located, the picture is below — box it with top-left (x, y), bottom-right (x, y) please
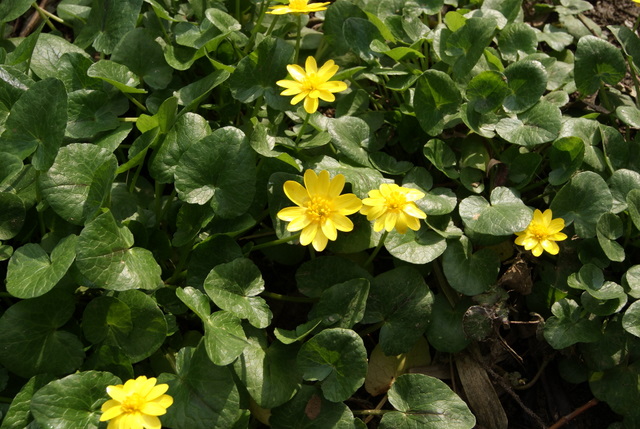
top-left (100, 376), bottom-right (173, 429)
top-left (515, 209), bottom-right (567, 257)
top-left (276, 56), bottom-right (348, 114)
top-left (277, 170), bottom-right (362, 252)
top-left (266, 0), bottom-right (331, 15)
top-left (360, 184), bottom-right (427, 234)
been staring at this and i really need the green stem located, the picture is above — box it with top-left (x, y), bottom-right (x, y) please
top-left (294, 113), bottom-right (311, 145)
top-left (433, 259), bottom-right (458, 308)
top-left (352, 409), bottom-right (392, 416)
top-left (129, 161), bottom-right (144, 193)
top-left (0, 396), bottom-right (14, 404)
top-left (265, 15), bottom-right (279, 38)
top-left (31, 2), bottom-right (59, 31)
top-left (34, 3), bottom-right (65, 24)
top-left (635, 14), bottom-right (640, 32)
top-left (626, 55), bottom-right (640, 109)
top-left (364, 231), bottom-right (389, 268)
top-left (118, 117), bottom-right (139, 122)
top-left (124, 93), bottom-right (148, 112)
top-left (598, 83), bottom-right (613, 113)
top-left (260, 291), bottom-right (318, 303)
top-left (294, 14), bottom-right (302, 64)
top-left (159, 189), bottom-right (177, 226)
top-left (358, 321), bottom-right (384, 337)
top-left (244, 0), bottom-right (268, 54)
top-left (249, 232), bottom-right (302, 251)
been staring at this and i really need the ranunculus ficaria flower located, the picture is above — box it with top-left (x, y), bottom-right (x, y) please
top-left (276, 56), bottom-right (348, 114)
top-left (515, 209), bottom-right (567, 257)
top-left (100, 376), bottom-right (173, 429)
top-left (360, 184), bottom-right (427, 234)
top-left (266, 0), bottom-right (331, 15)
top-left (277, 170), bottom-right (362, 251)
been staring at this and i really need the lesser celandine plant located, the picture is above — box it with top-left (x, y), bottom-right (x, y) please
top-left (1, 0), bottom-right (640, 427)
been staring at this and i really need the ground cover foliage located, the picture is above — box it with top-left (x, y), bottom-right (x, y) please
top-left (0, 0), bottom-right (640, 427)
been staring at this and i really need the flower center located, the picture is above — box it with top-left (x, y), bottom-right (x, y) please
top-left (301, 73), bottom-right (322, 93)
top-left (528, 224), bottom-right (549, 241)
top-left (290, 0), bottom-right (309, 10)
top-left (121, 394), bottom-right (144, 414)
top-left (306, 196), bottom-right (332, 221)
top-left (385, 192), bottom-right (407, 212)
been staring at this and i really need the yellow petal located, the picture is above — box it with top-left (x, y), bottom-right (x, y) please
top-left (384, 211), bottom-right (398, 232)
top-left (531, 209), bottom-right (544, 224)
top-left (317, 60), bottom-right (338, 80)
top-left (312, 230), bottom-right (329, 251)
top-left (100, 403), bottom-right (123, 421)
top-left (334, 194), bottom-right (362, 214)
top-left (283, 180), bottom-right (309, 206)
top-left (541, 239), bottom-right (560, 255)
top-left (514, 234), bottom-right (527, 246)
top-left (316, 90), bottom-right (335, 102)
top-left (106, 386), bottom-right (128, 403)
top-left (541, 209), bottom-right (553, 226)
top-left (321, 220), bottom-right (337, 241)
top-left (548, 218), bottom-right (565, 233)
top-left (531, 244), bottom-right (544, 257)
top-left (549, 232), bottom-right (568, 241)
top-left (330, 214), bottom-right (354, 232)
top-left (276, 79), bottom-right (301, 89)
top-left (140, 402), bottom-right (169, 417)
top-left (316, 170), bottom-right (331, 196)
top-left (402, 212), bottom-right (421, 231)
top-left (281, 87), bottom-right (303, 96)
top-left (319, 80), bottom-right (348, 93)
top-left (300, 222), bottom-right (319, 246)
top-left (304, 96), bottom-right (319, 113)
top-left (303, 170), bottom-right (320, 196)
top-left (154, 394), bottom-right (174, 409)
top-left (373, 217), bottom-right (385, 232)
top-left (328, 174), bottom-right (345, 198)
top-left (139, 414), bottom-right (162, 429)
top-left (287, 213), bottom-right (312, 231)
top-left (287, 64), bottom-right (307, 82)
top-left (266, 6), bottom-right (292, 14)
top-left (402, 188), bottom-right (426, 202)
top-left (305, 56), bottom-right (318, 74)
top-left (290, 91), bottom-right (308, 105)
top-left (379, 183), bottom-right (398, 198)
top-left (278, 206), bottom-right (306, 221)
top-left (361, 204), bottom-right (386, 220)
top-left (403, 203), bottom-right (426, 219)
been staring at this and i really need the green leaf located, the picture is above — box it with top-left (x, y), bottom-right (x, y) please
top-left (176, 286), bottom-right (211, 321)
top-left (616, 105), bottom-right (640, 129)
top-left (324, 0), bottom-right (369, 56)
top-left (597, 213), bottom-right (625, 262)
top-left (31, 371), bottom-right (121, 429)
top-left (550, 171), bottom-right (613, 238)
top-left (270, 385), bottom-right (356, 429)
top-left (0, 192), bottom-right (25, 240)
top-left (174, 70), bottom-right (230, 111)
top-left (445, 17), bottom-right (497, 82)
top-left (0, 374), bottom-right (55, 429)
top-left (590, 362), bottom-right (640, 418)
top-left (30, 33), bottom-right (90, 80)
top-left (342, 17), bottom-right (384, 61)
top-left (482, 0), bottom-right (522, 22)
top-left (187, 235), bottom-right (244, 289)
top-left (609, 169), bottom-right (640, 213)
top-left (175, 127), bottom-right (256, 218)
top-left (498, 22), bottom-right (538, 61)
top-left (548, 136), bottom-right (585, 185)
top-left (309, 278), bottom-right (370, 329)
top-left (442, 236), bottom-right (500, 296)
top-left (75, 211), bottom-right (162, 290)
top-left (233, 326), bottom-right (301, 409)
top-left (363, 266), bottom-right (434, 355)
top-left (459, 187), bottom-right (531, 235)
top-left (0, 65), bottom-right (33, 108)
top-left (111, 28), bottom-right (173, 89)
top-left (414, 70), bottom-right (462, 136)
top-left (628, 189), bottom-right (640, 231)
top-left (6, 236), bottom-right (77, 299)
top-left (574, 36), bottom-right (626, 95)
top-left (0, 291), bottom-right (84, 378)
top-left (159, 344), bottom-right (241, 429)
top-left (623, 301), bottom-right (640, 338)
top-left (87, 60), bottom-right (147, 93)
top-left (75, 0), bottom-right (144, 54)
top-left (381, 374), bottom-right (475, 429)
top-left (426, 295), bottom-right (471, 353)
top-left (503, 60), bottom-right (547, 113)
top-left (229, 37), bottom-right (294, 104)
top-left (327, 116), bottom-right (373, 167)
top-left (204, 311), bottom-right (248, 366)
top-left (543, 299), bottom-right (601, 349)
top-left (0, 78), bottom-right (67, 170)
top-left (82, 290), bottom-right (167, 362)
top-left (385, 229), bottom-right (447, 264)
top-left (39, 143), bottom-right (117, 225)
top-left (0, 0), bottom-right (33, 24)
top-left (423, 139), bottom-right (459, 179)
top-left (495, 100), bottom-right (561, 146)
top-left (55, 53), bottom-right (102, 92)
top-left (296, 255), bottom-right (373, 298)
top-left (204, 258), bottom-right (272, 329)
top-left (466, 71), bottom-right (510, 114)
top-left (297, 328), bottom-right (368, 402)
top-left (66, 89), bottom-right (127, 139)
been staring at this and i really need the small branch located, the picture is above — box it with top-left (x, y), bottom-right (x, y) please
top-left (547, 399), bottom-right (599, 429)
top-left (260, 291), bottom-right (318, 303)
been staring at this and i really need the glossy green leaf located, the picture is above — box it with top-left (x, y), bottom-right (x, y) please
top-left (423, 139), bottom-right (459, 179)
top-left (550, 171), bottom-right (613, 238)
top-left (309, 278), bottom-right (369, 329)
top-left (158, 344), bottom-right (241, 429)
top-left (445, 17), bottom-right (497, 82)
top-left (596, 213), bottom-right (625, 262)
top-left (0, 0), bottom-right (33, 24)
top-left (270, 385), bottom-right (356, 429)
top-left (39, 143), bottom-right (117, 225)
top-left (381, 374), bottom-right (476, 429)
top-left (0, 77), bottom-right (67, 170)
top-left (426, 295), bottom-right (471, 353)
top-left (6, 236), bottom-right (77, 299)
top-left (327, 116), bottom-right (373, 167)
top-left (75, 0), bottom-right (144, 54)
top-left (628, 189), bottom-right (640, 231)
top-left (174, 69), bottom-right (230, 111)
top-left (31, 371), bottom-right (120, 429)
top-left (0, 374), bottom-right (55, 429)
top-left (442, 236), bottom-right (500, 296)
top-left (459, 187), bottom-right (531, 235)
top-left (363, 266), bottom-right (434, 355)
top-left (574, 36), bottom-right (626, 95)
top-left (204, 311), bottom-right (248, 366)
top-left (343, 17), bottom-right (384, 61)
top-left (499, 22), bottom-right (538, 61)
top-left (0, 291), bottom-right (84, 378)
top-left (543, 299), bottom-right (601, 349)
top-left (414, 70), bottom-right (462, 136)
top-left (297, 328), bottom-right (367, 402)
top-left (66, 89), bottom-right (127, 139)
top-left (55, 53), bottom-right (102, 92)
top-left (0, 66), bottom-right (33, 109)
top-left (30, 33), bottom-right (90, 79)
top-left (296, 255), bottom-right (373, 298)
top-left (385, 229), bottom-right (447, 264)
top-left (233, 326), bottom-right (300, 409)
top-left (466, 71), bottom-right (509, 114)
top-left (176, 286), bottom-right (211, 321)
top-left (609, 169), bottom-right (640, 213)
top-left (82, 290), bottom-right (167, 362)
top-left (496, 100), bottom-right (561, 146)
top-left (204, 258), bottom-right (272, 329)
top-left (590, 362), bottom-right (640, 418)
top-left (503, 60), bottom-right (547, 113)
top-left (87, 60), bottom-right (147, 93)
top-left (0, 192), bottom-right (25, 240)
top-left (623, 301), bottom-right (640, 338)
top-left (175, 127), bottom-right (256, 217)
top-left (75, 211), bottom-right (162, 290)
top-left (549, 136), bottom-right (584, 185)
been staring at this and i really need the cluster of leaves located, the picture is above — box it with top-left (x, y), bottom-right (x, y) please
top-left (0, 0), bottom-right (640, 427)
